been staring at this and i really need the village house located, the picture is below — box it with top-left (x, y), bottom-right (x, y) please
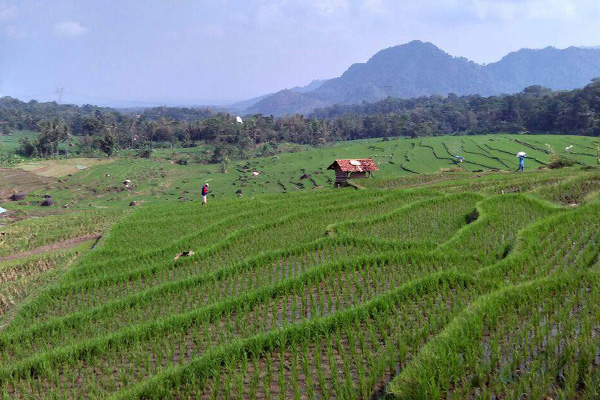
top-left (327, 158), bottom-right (379, 187)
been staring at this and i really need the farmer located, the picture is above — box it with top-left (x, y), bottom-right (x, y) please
top-left (201, 183), bottom-right (209, 206)
top-left (516, 152), bottom-right (526, 172)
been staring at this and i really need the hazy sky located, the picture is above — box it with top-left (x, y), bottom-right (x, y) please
top-left (1, 0), bottom-right (600, 106)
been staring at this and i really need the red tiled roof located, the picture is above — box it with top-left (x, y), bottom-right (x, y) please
top-left (327, 158), bottom-right (379, 172)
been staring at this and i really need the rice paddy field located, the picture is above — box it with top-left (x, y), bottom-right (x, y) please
top-left (1, 133), bottom-right (599, 214)
top-left (1, 133), bottom-right (600, 398)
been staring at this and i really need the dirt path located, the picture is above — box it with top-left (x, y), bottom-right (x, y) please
top-left (0, 234), bottom-right (101, 263)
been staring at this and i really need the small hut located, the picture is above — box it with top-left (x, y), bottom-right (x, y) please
top-left (327, 158), bottom-right (379, 187)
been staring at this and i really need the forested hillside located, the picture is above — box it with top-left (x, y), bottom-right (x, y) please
top-left (314, 78), bottom-right (600, 138)
top-left (248, 41), bottom-right (600, 115)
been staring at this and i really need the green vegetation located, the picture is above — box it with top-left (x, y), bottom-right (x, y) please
top-left (1, 133), bottom-right (600, 398)
top-left (0, 211), bottom-right (117, 256)
top-left (0, 241), bottom-right (94, 329)
top-left (0, 131), bottom-right (36, 164)
top-left (2, 77), bottom-right (600, 163)
top-left (1, 134), bottom-right (598, 219)
top-left (0, 131), bottom-right (37, 154)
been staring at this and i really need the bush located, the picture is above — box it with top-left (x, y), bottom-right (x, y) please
top-left (547, 157), bottom-right (575, 169)
top-left (546, 143), bottom-right (575, 169)
top-left (136, 148), bottom-right (153, 159)
top-left (17, 137), bottom-right (36, 157)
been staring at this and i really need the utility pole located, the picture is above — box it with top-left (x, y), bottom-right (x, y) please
top-left (55, 87), bottom-right (64, 104)
top-left (384, 85), bottom-right (393, 97)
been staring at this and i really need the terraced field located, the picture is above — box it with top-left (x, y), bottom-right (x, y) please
top-left (1, 160), bottom-right (600, 399)
top-left (2, 134), bottom-right (598, 218)
top-left (1, 133), bottom-right (600, 398)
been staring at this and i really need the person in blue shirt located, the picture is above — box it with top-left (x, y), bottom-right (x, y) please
top-left (518, 155), bottom-right (525, 171)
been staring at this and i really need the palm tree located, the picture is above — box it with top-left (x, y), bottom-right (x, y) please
top-left (37, 117), bottom-right (71, 157)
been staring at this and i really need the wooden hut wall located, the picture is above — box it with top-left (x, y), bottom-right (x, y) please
top-left (335, 168), bottom-right (347, 178)
top-left (349, 171), bottom-right (367, 179)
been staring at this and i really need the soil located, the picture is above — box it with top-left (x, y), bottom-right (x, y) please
top-left (0, 168), bottom-right (54, 200)
top-left (17, 158), bottom-right (111, 178)
top-left (0, 208), bottom-right (71, 225)
top-left (0, 234), bottom-right (101, 263)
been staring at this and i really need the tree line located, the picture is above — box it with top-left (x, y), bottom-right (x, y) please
top-left (313, 79), bottom-right (600, 138)
top-left (1, 79), bottom-right (599, 160)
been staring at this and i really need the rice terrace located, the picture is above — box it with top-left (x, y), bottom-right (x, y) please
top-left (0, 130), bottom-right (599, 399)
top-left (4, 1), bottom-right (600, 398)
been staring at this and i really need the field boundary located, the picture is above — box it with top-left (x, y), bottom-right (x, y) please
top-left (0, 234), bottom-right (101, 263)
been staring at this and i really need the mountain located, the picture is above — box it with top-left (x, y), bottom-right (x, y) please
top-left (247, 89), bottom-right (327, 116)
top-left (231, 79), bottom-right (328, 113)
top-left (242, 41), bottom-right (600, 116)
top-left (289, 79), bottom-right (328, 93)
top-left (310, 41), bottom-right (502, 104)
top-left (486, 46), bottom-right (600, 92)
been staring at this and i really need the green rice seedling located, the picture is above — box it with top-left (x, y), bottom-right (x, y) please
top-left (7, 202), bottom-right (376, 320)
top-left (0, 209), bottom-right (119, 257)
top-left (361, 170), bottom-right (473, 190)
top-left (123, 272), bottom-right (489, 400)
top-left (437, 194), bottom-right (561, 264)
top-left (402, 144), bottom-right (455, 173)
top-left (0, 252), bottom-right (461, 394)
top-left (534, 170), bottom-right (600, 205)
top-left (7, 190), bottom-right (435, 330)
top-left (82, 188), bottom-right (365, 257)
top-left (0, 241), bottom-right (95, 329)
top-left (484, 136), bottom-right (550, 166)
top-left (455, 137), bottom-right (508, 170)
top-left (14, 238), bottom-right (377, 338)
top-left (387, 271), bottom-right (600, 399)
top-left (477, 201), bottom-right (600, 284)
top-left (419, 167), bottom-right (575, 195)
top-left (340, 193), bottom-right (483, 245)
top-left (57, 188), bottom-right (368, 281)
top-left (3, 144), bottom-right (600, 399)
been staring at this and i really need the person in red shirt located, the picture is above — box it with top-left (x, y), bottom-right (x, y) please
top-left (201, 183), bottom-right (209, 206)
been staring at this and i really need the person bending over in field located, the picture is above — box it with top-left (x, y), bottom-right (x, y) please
top-left (201, 183), bottom-right (209, 206)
